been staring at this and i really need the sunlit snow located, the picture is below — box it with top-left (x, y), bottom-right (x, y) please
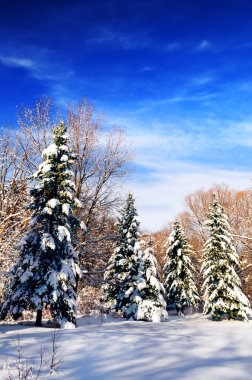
top-left (1, 314), bottom-right (252, 379)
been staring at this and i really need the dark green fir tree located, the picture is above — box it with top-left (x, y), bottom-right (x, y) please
top-left (163, 220), bottom-right (200, 315)
top-left (124, 242), bottom-right (168, 322)
top-left (0, 122), bottom-right (83, 328)
top-left (103, 193), bottom-right (140, 314)
top-left (202, 193), bottom-right (251, 321)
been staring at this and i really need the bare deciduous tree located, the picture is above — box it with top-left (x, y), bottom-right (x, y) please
top-left (0, 130), bottom-right (31, 300)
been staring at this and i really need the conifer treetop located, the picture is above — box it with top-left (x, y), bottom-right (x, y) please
top-left (117, 192), bottom-right (140, 246)
top-left (29, 121), bottom-right (84, 234)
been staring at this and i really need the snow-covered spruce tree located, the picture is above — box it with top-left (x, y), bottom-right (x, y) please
top-left (202, 193), bottom-right (251, 321)
top-left (0, 122), bottom-right (82, 328)
top-left (163, 221), bottom-right (200, 315)
top-left (103, 193), bottom-right (140, 313)
top-left (124, 242), bottom-right (168, 322)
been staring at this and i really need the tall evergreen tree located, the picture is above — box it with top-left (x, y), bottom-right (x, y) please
top-left (124, 242), bottom-right (168, 322)
top-left (202, 193), bottom-right (251, 321)
top-left (163, 220), bottom-right (200, 315)
top-left (0, 122), bottom-right (82, 328)
top-left (103, 193), bottom-right (140, 313)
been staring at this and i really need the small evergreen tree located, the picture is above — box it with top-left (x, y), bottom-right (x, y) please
top-left (163, 220), bottom-right (200, 315)
top-left (124, 242), bottom-right (168, 322)
top-left (103, 193), bottom-right (140, 313)
top-left (202, 193), bottom-right (251, 321)
top-left (0, 122), bottom-right (82, 328)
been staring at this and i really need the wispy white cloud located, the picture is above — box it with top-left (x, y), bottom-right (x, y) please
top-left (196, 40), bottom-right (212, 51)
top-left (219, 121), bottom-right (252, 148)
top-left (166, 42), bottom-right (182, 51)
top-left (236, 81), bottom-right (252, 92)
top-left (0, 55), bottom-right (35, 69)
top-left (0, 49), bottom-right (74, 80)
top-left (191, 74), bottom-right (215, 86)
top-left (166, 92), bottom-right (217, 103)
top-left (130, 129), bottom-right (205, 161)
top-left (125, 163), bottom-right (251, 231)
top-left (88, 27), bottom-right (151, 50)
top-left (129, 92), bottom-right (218, 114)
top-left (164, 39), bottom-right (213, 53)
top-left (109, 112), bottom-right (252, 230)
top-left (128, 117), bottom-right (252, 158)
top-left (0, 45), bottom-right (76, 104)
top-left (237, 41), bottom-right (252, 49)
top-left (138, 66), bottom-right (154, 73)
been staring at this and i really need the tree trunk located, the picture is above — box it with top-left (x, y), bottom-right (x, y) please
top-left (35, 309), bottom-right (42, 326)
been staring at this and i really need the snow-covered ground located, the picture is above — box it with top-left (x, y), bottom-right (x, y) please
top-left (1, 313), bottom-right (252, 379)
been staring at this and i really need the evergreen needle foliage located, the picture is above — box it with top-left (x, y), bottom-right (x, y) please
top-left (163, 220), bottom-right (200, 315)
top-left (0, 122), bottom-right (82, 328)
top-left (202, 193), bottom-right (251, 321)
top-left (103, 193), bottom-right (140, 314)
top-left (124, 242), bottom-right (168, 322)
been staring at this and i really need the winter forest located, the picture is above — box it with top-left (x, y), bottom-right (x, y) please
top-left (1, 97), bottom-right (252, 378)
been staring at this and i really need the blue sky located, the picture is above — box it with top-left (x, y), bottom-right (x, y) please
top-left (1, 0), bottom-right (252, 230)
